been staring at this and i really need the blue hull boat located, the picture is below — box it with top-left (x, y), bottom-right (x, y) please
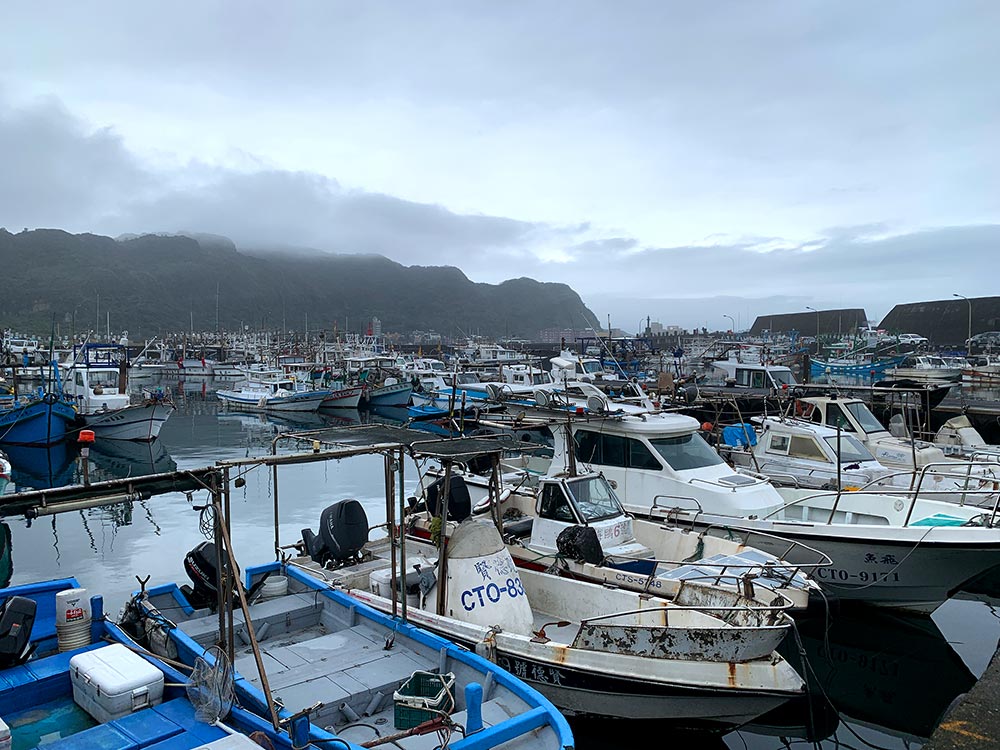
top-left (0, 396), bottom-right (77, 447)
top-left (0, 577), bottom-right (299, 749)
top-left (132, 557), bottom-right (574, 750)
top-left (809, 356), bottom-right (905, 380)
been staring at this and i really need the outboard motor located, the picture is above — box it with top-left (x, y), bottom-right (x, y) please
top-left (0, 595), bottom-right (37, 669)
top-left (424, 476), bottom-right (472, 522)
top-left (182, 541), bottom-right (235, 610)
top-left (301, 499), bottom-right (370, 567)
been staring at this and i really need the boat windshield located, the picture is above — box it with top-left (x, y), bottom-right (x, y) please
top-left (824, 434), bottom-right (875, 463)
top-left (769, 369), bottom-right (796, 386)
top-left (844, 401), bottom-right (886, 434)
top-left (582, 361), bottom-right (604, 374)
top-left (565, 476), bottom-right (622, 521)
top-left (649, 433), bottom-right (725, 470)
top-left (90, 371), bottom-right (120, 388)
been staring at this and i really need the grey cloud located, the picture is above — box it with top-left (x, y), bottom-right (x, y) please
top-left (0, 95), bottom-right (555, 266)
top-left (0, 96), bottom-right (150, 231)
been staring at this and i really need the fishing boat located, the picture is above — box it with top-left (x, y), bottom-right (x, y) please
top-left (962, 354), bottom-right (1000, 385)
top-left (884, 355), bottom-right (964, 383)
top-left (552, 409), bottom-right (1000, 612)
top-left (62, 344), bottom-right (174, 441)
top-left (0, 577), bottom-right (297, 748)
top-left (294, 504), bottom-right (805, 731)
top-left (216, 372), bottom-right (330, 412)
top-left (411, 460), bottom-right (825, 610)
top-left (318, 382), bottom-right (364, 409)
top-left (131, 548), bottom-right (574, 750)
top-left (0, 388), bottom-right (77, 447)
top-left (717, 412), bottom-right (1000, 504)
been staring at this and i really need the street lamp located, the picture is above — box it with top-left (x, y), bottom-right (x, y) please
top-left (723, 314), bottom-right (735, 335)
top-left (953, 294), bottom-right (972, 356)
top-left (805, 306), bottom-right (820, 338)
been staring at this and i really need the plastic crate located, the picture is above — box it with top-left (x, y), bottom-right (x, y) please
top-left (393, 671), bottom-right (455, 729)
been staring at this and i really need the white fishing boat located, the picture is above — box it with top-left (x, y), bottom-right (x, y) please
top-left (216, 372), bottom-right (329, 412)
top-left (521, 408), bottom-right (1000, 612)
top-left (297, 506), bottom-right (805, 731)
top-left (884, 355), bottom-right (963, 383)
top-left (962, 354), bottom-right (1000, 385)
top-left (717, 413), bottom-right (1000, 504)
top-left (411, 465), bottom-right (826, 610)
top-left (62, 344), bottom-right (174, 441)
top-left (318, 383), bottom-right (364, 409)
top-left (205, 426), bottom-right (805, 732)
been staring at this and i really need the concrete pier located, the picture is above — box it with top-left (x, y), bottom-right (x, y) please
top-left (926, 645), bottom-right (1000, 749)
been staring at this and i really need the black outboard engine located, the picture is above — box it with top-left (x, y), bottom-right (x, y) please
top-left (0, 595), bottom-right (37, 669)
top-left (301, 498), bottom-right (370, 568)
top-left (182, 541), bottom-right (235, 610)
top-left (424, 476), bottom-right (472, 522)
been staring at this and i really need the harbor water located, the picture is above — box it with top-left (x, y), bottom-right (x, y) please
top-left (3, 377), bottom-right (1000, 749)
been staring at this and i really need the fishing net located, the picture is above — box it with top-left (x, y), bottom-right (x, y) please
top-left (186, 645), bottom-right (235, 725)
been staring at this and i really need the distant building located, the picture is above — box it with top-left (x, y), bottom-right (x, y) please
top-left (750, 309), bottom-right (867, 337)
top-left (370, 317), bottom-right (382, 336)
top-left (880, 296), bottom-right (999, 347)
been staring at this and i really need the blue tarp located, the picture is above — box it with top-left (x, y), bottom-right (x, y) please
top-left (721, 424), bottom-right (758, 447)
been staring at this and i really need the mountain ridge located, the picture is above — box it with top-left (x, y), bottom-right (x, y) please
top-left (0, 228), bottom-right (598, 338)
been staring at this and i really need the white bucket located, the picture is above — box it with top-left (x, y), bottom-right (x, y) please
top-left (260, 575), bottom-right (288, 600)
top-left (55, 588), bottom-right (91, 626)
top-left (56, 588), bottom-right (92, 652)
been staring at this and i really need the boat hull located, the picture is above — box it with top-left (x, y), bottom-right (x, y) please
top-left (635, 506), bottom-right (1000, 613)
top-left (81, 402), bottom-right (175, 441)
top-left (344, 585), bottom-right (800, 731)
top-left (0, 397), bottom-right (77, 446)
top-left (364, 382), bottom-right (413, 407)
top-left (216, 390), bottom-right (327, 412)
top-left (319, 386), bottom-right (363, 409)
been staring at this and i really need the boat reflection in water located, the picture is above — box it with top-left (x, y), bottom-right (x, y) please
top-left (4, 441), bottom-right (79, 491)
top-left (88, 437), bottom-right (177, 481)
top-left (734, 609), bottom-right (975, 747)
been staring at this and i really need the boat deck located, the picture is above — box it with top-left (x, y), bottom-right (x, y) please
top-left (176, 591), bottom-right (543, 748)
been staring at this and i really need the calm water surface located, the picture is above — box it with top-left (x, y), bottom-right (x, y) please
top-left (3, 377), bottom-right (1000, 750)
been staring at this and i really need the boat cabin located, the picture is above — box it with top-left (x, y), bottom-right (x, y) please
top-left (705, 359), bottom-right (797, 390)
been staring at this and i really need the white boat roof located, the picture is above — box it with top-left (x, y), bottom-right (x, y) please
top-left (578, 412), bottom-right (702, 436)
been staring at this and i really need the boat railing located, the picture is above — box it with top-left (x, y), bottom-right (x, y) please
top-left (603, 548), bottom-right (820, 603)
top-left (760, 479), bottom-right (1000, 528)
top-left (852, 460), bottom-right (1000, 510)
top-left (687, 474), bottom-right (771, 492)
top-left (737, 467), bottom-right (805, 488)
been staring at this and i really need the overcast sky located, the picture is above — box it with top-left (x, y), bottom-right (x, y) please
top-left (1, 2), bottom-right (997, 331)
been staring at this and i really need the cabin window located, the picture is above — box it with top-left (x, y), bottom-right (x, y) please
top-left (788, 435), bottom-right (830, 462)
top-left (628, 438), bottom-right (663, 470)
top-left (825, 405), bottom-right (856, 432)
top-left (601, 434), bottom-right (627, 467)
top-left (566, 477), bottom-right (622, 521)
top-left (649, 433), bottom-right (725, 470)
top-left (767, 434), bottom-right (790, 455)
top-left (824, 435), bottom-right (875, 463)
top-left (75, 372), bottom-right (85, 386)
top-left (539, 483), bottom-right (575, 522)
top-left (575, 430), bottom-right (602, 464)
top-left (844, 402), bottom-right (886, 433)
top-left (751, 371), bottom-right (766, 388)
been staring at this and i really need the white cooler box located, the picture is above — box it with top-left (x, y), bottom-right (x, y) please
top-left (69, 644), bottom-right (164, 723)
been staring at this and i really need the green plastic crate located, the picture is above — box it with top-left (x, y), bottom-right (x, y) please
top-left (393, 671), bottom-right (455, 729)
